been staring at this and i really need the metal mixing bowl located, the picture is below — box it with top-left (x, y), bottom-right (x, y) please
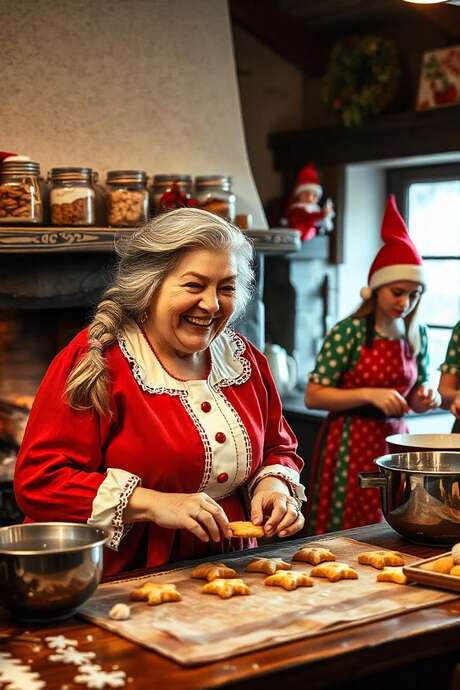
top-left (0, 522), bottom-right (108, 623)
top-left (359, 451), bottom-right (460, 545)
top-left (386, 433), bottom-right (460, 454)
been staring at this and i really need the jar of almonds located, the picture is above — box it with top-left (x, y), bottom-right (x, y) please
top-left (195, 175), bottom-right (236, 222)
top-left (49, 167), bottom-right (96, 226)
top-left (0, 158), bottom-right (43, 225)
top-left (150, 174), bottom-right (193, 216)
top-left (106, 170), bottom-right (149, 227)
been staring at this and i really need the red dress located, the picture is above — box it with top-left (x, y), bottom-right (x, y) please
top-left (14, 323), bottom-right (304, 576)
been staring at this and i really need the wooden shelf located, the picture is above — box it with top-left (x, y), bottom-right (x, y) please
top-left (269, 105), bottom-right (460, 170)
top-left (0, 226), bottom-right (302, 255)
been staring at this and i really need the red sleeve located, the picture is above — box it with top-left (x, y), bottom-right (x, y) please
top-left (245, 340), bottom-right (304, 477)
top-left (14, 330), bottom-right (115, 523)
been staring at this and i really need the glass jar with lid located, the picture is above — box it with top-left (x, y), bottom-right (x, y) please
top-left (195, 175), bottom-right (236, 222)
top-left (106, 170), bottom-right (149, 227)
top-left (150, 174), bottom-right (193, 216)
top-left (49, 167), bottom-right (96, 226)
top-left (0, 159), bottom-right (43, 225)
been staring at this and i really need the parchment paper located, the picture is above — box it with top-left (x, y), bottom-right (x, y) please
top-left (79, 537), bottom-right (458, 665)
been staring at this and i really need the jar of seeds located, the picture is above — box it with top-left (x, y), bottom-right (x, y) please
top-left (106, 170), bottom-right (149, 227)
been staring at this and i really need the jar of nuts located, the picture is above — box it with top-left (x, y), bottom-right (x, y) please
top-left (150, 174), bottom-right (193, 216)
top-left (195, 175), bottom-right (236, 222)
top-left (49, 167), bottom-right (96, 226)
top-left (106, 170), bottom-right (149, 227)
top-left (0, 159), bottom-right (43, 225)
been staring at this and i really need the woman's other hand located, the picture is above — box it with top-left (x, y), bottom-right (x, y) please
top-left (370, 388), bottom-right (409, 417)
top-left (126, 488), bottom-right (232, 542)
top-left (410, 385), bottom-right (441, 413)
top-left (251, 477), bottom-right (304, 538)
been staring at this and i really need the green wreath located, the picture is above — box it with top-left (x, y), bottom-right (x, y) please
top-left (322, 35), bottom-right (400, 127)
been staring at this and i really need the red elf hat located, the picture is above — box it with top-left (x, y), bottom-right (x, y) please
top-left (293, 162), bottom-right (322, 196)
top-left (360, 195), bottom-right (425, 301)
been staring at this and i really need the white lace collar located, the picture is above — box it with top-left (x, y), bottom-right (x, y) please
top-left (117, 319), bottom-right (251, 395)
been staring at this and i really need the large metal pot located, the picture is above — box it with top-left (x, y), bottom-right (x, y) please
top-left (386, 433), bottom-right (460, 454)
top-left (359, 451), bottom-right (460, 545)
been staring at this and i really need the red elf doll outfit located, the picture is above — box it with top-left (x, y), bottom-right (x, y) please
top-left (307, 196), bottom-right (429, 534)
top-left (14, 321), bottom-right (305, 576)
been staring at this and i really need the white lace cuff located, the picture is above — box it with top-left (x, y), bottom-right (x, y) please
top-left (87, 468), bottom-right (141, 551)
top-left (247, 464), bottom-right (307, 505)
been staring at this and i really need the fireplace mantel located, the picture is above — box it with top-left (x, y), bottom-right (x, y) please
top-left (0, 227), bottom-right (301, 255)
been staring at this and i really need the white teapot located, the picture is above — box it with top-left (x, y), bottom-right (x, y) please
top-left (264, 343), bottom-right (298, 396)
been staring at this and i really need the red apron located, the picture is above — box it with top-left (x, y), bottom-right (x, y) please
top-left (308, 337), bottom-right (417, 534)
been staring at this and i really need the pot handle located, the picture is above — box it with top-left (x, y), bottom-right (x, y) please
top-left (358, 471), bottom-right (387, 489)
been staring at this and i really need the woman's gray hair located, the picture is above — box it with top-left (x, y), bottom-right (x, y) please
top-left (114, 207), bottom-right (254, 323)
top-left (66, 208), bottom-right (255, 414)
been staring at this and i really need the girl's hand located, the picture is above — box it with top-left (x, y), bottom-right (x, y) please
top-left (412, 385), bottom-right (441, 413)
top-left (451, 391), bottom-right (460, 419)
top-left (370, 388), bottom-right (409, 417)
top-left (251, 490), bottom-right (304, 538)
top-left (149, 491), bottom-right (232, 543)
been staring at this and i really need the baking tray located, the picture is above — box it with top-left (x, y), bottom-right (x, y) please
top-left (404, 552), bottom-right (460, 592)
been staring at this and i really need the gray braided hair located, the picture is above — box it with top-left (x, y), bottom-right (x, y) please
top-left (66, 208), bottom-right (254, 414)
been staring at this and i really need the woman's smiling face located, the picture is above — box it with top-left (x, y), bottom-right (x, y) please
top-left (147, 247), bottom-right (238, 356)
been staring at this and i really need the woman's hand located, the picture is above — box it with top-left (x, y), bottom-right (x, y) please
top-left (451, 391), bottom-right (460, 419)
top-left (410, 385), bottom-right (441, 413)
top-left (128, 488), bottom-right (232, 542)
top-left (251, 479), bottom-right (304, 538)
top-left (370, 388), bottom-right (409, 417)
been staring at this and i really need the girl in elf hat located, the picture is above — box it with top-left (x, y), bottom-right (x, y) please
top-left (305, 195), bottom-right (440, 535)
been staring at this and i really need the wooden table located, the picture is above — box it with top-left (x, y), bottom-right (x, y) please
top-left (2, 523), bottom-right (460, 690)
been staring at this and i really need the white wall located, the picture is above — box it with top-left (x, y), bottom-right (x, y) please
top-left (232, 25), bottom-right (304, 206)
top-left (337, 165), bottom-right (386, 319)
top-left (0, 0), bottom-right (267, 227)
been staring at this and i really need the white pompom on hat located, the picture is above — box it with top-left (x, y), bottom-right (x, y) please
top-left (360, 195), bottom-right (425, 301)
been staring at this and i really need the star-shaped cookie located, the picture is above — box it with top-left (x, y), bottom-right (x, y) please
top-left (292, 546), bottom-right (336, 565)
top-left (201, 578), bottom-right (250, 599)
top-left (130, 581), bottom-right (182, 605)
top-left (245, 557), bottom-right (292, 575)
top-left (191, 562), bottom-right (237, 581)
top-left (358, 550), bottom-right (405, 570)
top-left (310, 562), bottom-right (358, 582)
top-left (264, 571), bottom-right (314, 590)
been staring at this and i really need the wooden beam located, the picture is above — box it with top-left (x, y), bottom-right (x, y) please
top-left (229, 0), bottom-right (331, 77)
top-left (409, 4), bottom-right (460, 40)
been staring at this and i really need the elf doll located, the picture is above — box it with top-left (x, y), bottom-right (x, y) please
top-left (284, 162), bottom-right (335, 242)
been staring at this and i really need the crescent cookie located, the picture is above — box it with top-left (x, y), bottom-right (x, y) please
top-left (201, 578), bottom-right (250, 599)
top-left (228, 521), bottom-right (265, 538)
top-left (292, 546), bottom-right (336, 565)
top-left (376, 567), bottom-right (408, 585)
top-left (358, 550), bottom-right (405, 569)
top-left (264, 571), bottom-right (314, 590)
top-left (419, 556), bottom-right (453, 573)
top-left (450, 565), bottom-right (460, 576)
top-left (191, 562), bottom-right (237, 581)
top-left (310, 562), bottom-right (358, 582)
top-left (245, 558), bottom-right (292, 575)
top-left (129, 582), bottom-right (182, 606)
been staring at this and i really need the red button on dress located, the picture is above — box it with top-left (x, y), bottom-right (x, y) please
top-left (215, 432), bottom-right (226, 444)
top-left (217, 472), bottom-right (229, 483)
top-left (201, 401), bottom-right (211, 413)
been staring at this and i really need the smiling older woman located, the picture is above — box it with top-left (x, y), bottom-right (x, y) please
top-left (14, 208), bottom-right (305, 576)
